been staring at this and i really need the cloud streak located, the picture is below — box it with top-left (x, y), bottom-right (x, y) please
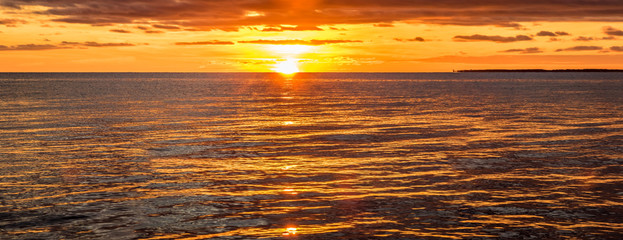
top-left (61, 41), bottom-right (137, 47)
top-left (238, 39), bottom-right (363, 45)
top-left (175, 41), bottom-right (235, 45)
top-left (500, 47), bottom-right (543, 54)
top-left (260, 25), bottom-right (323, 32)
top-left (0, 18), bottom-right (27, 26)
top-left (555, 46), bottom-right (603, 52)
top-left (394, 37), bottom-right (426, 42)
top-left (5, 0), bottom-right (623, 31)
top-left (0, 41), bottom-right (140, 51)
top-left (0, 44), bottom-right (62, 51)
top-left (603, 26), bottom-right (623, 36)
top-left (536, 31), bottom-right (569, 37)
top-left (453, 34), bottom-right (532, 43)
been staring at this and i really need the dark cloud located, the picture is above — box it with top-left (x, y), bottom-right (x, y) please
top-left (536, 31), bottom-right (570, 36)
top-left (417, 54), bottom-right (623, 66)
top-left (175, 41), bottom-right (235, 45)
top-left (574, 36), bottom-right (594, 41)
top-left (500, 47), bottom-right (543, 54)
top-left (555, 46), bottom-right (603, 52)
top-left (536, 31), bottom-right (557, 37)
top-left (238, 39), bottom-right (363, 45)
top-left (62, 41), bottom-right (136, 47)
top-left (0, 41), bottom-right (139, 50)
top-left (610, 46), bottom-right (623, 51)
top-left (0, 44), bottom-right (63, 51)
top-left (152, 24), bottom-right (181, 30)
top-left (394, 37), bottom-right (425, 42)
top-left (374, 23), bottom-right (394, 27)
top-left (453, 34), bottom-right (532, 43)
top-left (260, 25), bottom-right (323, 32)
top-left (603, 26), bottom-right (623, 36)
top-left (0, 18), bottom-right (27, 26)
top-left (494, 22), bottom-right (524, 29)
top-left (5, 0), bottom-right (623, 31)
top-left (110, 29), bottom-right (132, 33)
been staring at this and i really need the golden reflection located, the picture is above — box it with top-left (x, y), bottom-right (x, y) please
top-left (281, 121), bottom-right (295, 125)
top-left (281, 165), bottom-right (297, 170)
top-left (283, 187), bottom-right (298, 195)
top-left (4, 74), bottom-right (622, 239)
top-left (282, 226), bottom-right (298, 236)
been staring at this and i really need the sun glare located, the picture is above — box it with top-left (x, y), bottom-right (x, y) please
top-left (274, 58), bottom-right (299, 74)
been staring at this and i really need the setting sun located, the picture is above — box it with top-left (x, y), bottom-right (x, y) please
top-left (273, 58), bottom-right (299, 74)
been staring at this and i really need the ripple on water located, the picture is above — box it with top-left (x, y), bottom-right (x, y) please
top-left (1, 73), bottom-right (623, 239)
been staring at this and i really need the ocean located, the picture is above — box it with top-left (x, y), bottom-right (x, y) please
top-left (1, 72), bottom-right (622, 239)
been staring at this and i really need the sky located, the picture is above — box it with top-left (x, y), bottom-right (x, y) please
top-left (2, 0), bottom-right (623, 72)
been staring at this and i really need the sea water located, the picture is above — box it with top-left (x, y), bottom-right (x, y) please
top-left (1, 72), bottom-right (622, 239)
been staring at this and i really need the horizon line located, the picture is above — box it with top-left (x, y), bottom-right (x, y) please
top-left (3, 69), bottom-right (623, 74)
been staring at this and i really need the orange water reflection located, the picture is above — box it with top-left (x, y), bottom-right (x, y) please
top-left (2, 73), bottom-right (623, 239)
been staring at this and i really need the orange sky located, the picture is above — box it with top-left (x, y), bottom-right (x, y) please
top-left (2, 0), bottom-right (623, 72)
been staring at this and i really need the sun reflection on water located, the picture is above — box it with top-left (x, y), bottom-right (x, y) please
top-left (2, 73), bottom-right (623, 239)
top-left (282, 227), bottom-right (298, 237)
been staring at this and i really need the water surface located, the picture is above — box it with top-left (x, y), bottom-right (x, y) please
top-left (1, 72), bottom-right (622, 239)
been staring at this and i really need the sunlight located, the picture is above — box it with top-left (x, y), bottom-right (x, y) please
top-left (268, 44), bottom-right (313, 55)
top-left (266, 44), bottom-right (312, 73)
top-left (273, 58), bottom-right (299, 74)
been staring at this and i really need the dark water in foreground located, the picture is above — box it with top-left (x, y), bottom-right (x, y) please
top-left (1, 72), bottom-right (622, 239)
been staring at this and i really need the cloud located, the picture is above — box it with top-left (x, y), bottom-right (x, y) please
top-left (0, 41), bottom-right (139, 51)
top-left (417, 54), bottom-right (623, 66)
top-left (237, 39), bottom-right (363, 45)
top-left (374, 23), bottom-right (394, 27)
top-left (500, 47), bottom-right (543, 54)
top-left (6, 0), bottom-right (623, 31)
top-left (494, 22), bottom-right (524, 29)
top-left (0, 44), bottom-right (63, 51)
top-left (536, 31), bottom-right (557, 37)
top-left (603, 26), bottom-right (623, 36)
top-left (555, 46), bottom-right (603, 52)
top-left (62, 41), bottom-right (136, 47)
top-left (453, 34), bottom-right (532, 43)
top-left (0, 18), bottom-right (27, 26)
top-left (574, 36), bottom-right (594, 41)
top-left (175, 40), bottom-right (235, 45)
top-left (236, 59), bottom-right (277, 65)
top-left (260, 25), bottom-right (323, 32)
top-left (536, 31), bottom-right (570, 36)
top-left (394, 37), bottom-right (425, 42)
top-left (152, 24), bottom-right (181, 30)
top-left (145, 30), bottom-right (164, 34)
top-left (110, 29), bottom-right (132, 33)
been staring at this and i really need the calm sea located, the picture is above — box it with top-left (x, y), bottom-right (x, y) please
top-left (1, 72), bottom-right (622, 239)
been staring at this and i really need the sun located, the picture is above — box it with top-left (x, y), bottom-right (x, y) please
top-left (273, 58), bottom-right (299, 74)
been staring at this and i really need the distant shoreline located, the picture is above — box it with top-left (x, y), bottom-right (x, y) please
top-left (456, 69), bottom-right (623, 72)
